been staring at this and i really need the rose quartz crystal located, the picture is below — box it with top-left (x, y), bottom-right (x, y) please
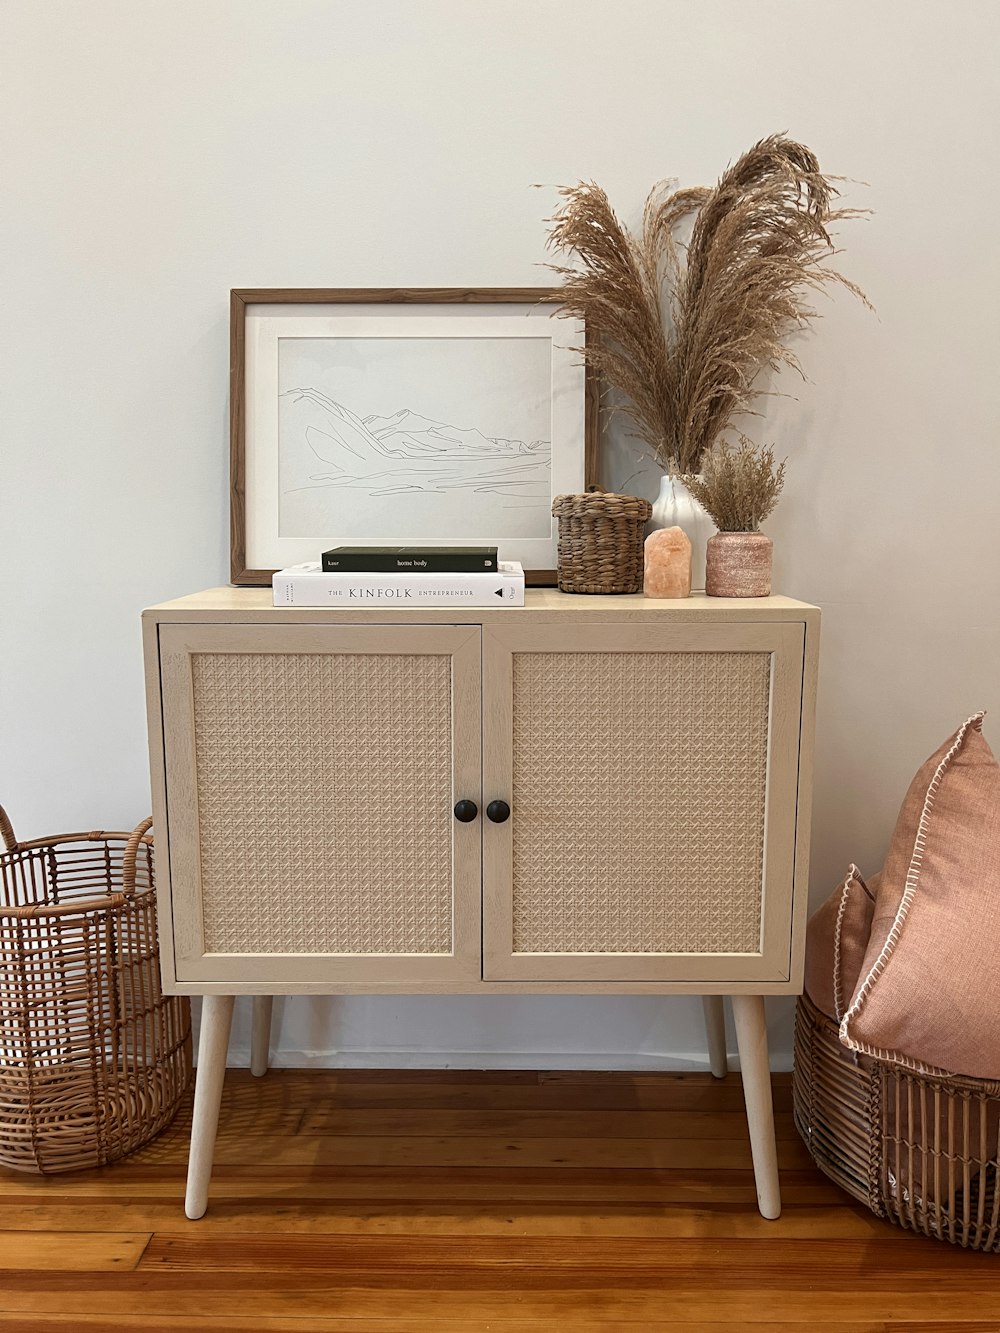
top-left (643, 526), bottom-right (692, 598)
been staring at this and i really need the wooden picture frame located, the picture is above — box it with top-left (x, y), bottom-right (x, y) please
top-left (230, 288), bottom-right (599, 586)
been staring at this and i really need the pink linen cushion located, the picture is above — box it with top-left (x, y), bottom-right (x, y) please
top-left (841, 712), bottom-right (1000, 1079)
top-left (803, 866), bottom-right (877, 1022)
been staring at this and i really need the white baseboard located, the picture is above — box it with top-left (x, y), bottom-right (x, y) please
top-left (218, 1044), bottom-right (792, 1073)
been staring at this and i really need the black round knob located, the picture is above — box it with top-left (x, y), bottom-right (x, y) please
top-left (486, 799), bottom-right (511, 824)
top-left (453, 799), bottom-right (478, 823)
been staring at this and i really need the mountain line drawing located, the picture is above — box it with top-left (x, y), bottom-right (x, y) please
top-left (280, 387), bottom-right (551, 502)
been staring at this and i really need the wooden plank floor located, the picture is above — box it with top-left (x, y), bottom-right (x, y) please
top-left (0, 1069), bottom-right (997, 1332)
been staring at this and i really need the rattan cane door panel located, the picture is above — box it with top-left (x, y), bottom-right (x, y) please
top-left (482, 622), bottom-right (805, 982)
top-left (158, 624), bottom-right (482, 987)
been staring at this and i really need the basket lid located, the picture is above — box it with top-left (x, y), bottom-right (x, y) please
top-left (552, 491), bottom-right (652, 520)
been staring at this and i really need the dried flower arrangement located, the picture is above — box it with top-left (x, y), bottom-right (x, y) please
top-left (684, 438), bottom-right (786, 532)
top-left (544, 134), bottom-right (871, 475)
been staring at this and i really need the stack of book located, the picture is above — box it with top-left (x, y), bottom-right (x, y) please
top-left (272, 546), bottom-right (525, 607)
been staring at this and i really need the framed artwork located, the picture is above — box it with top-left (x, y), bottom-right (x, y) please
top-left (230, 288), bottom-right (597, 585)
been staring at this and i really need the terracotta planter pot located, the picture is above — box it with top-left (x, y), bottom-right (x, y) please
top-left (705, 532), bottom-right (773, 597)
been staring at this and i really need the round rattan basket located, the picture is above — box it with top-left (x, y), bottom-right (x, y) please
top-left (793, 992), bottom-right (1000, 1250)
top-left (0, 807), bottom-right (192, 1173)
top-left (552, 491), bottom-right (652, 594)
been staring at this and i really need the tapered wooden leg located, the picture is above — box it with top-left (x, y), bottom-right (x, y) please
top-left (185, 994), bottom-right (235, 1221)
top-left (250, 996), bottom-right (273, 1077)
top-left (701, 995), bottom-right (728, 1078)
top-left (731, 994), bottom-right (781, 1220)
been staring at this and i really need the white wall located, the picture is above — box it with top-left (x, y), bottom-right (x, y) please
top-left (3, 0), bottom-right (999, 1070)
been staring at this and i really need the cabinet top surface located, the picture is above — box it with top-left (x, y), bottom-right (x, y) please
top-left (143, 587), bottom-right (819, 622)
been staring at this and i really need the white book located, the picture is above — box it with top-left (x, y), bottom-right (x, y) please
top-left (272, 560), bottom-right (525, 607)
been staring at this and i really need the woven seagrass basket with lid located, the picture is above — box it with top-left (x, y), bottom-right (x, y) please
top-left (551, 490), bottom-right (652, 594)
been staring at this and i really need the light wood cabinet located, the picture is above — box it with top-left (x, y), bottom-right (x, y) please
top-left (143, 588), bottom-right (819, 1220)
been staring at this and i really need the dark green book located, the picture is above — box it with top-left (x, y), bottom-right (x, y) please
top-left (321, 545), bottom-right (499, 574)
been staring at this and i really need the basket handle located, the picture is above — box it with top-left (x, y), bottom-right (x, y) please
top-left (0, 805), bottom-right (18, 853)
top-left (122, 816), bottom-right (154, 895)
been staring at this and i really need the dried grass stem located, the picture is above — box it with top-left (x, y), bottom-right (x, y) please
top-left (545, 135), bottom-right (871, 473)
top-left (684, 438), bottom-right (786, 532)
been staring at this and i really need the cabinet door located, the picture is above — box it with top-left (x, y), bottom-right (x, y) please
top-left (482, 621), bottom-right (805, 983)
top-left (157, 624), bottom-right (481, 987)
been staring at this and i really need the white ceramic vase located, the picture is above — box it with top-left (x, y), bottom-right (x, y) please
top-left (648, 475), bottom-right (716, 593)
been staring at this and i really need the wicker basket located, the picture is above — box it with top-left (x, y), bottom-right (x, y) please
top-left (552, 491), bottom-right (652, 594)
top-left (793, 992), bottom-right (1000, 1250)
top-left (0, 807), bottom-right (191, 1173)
